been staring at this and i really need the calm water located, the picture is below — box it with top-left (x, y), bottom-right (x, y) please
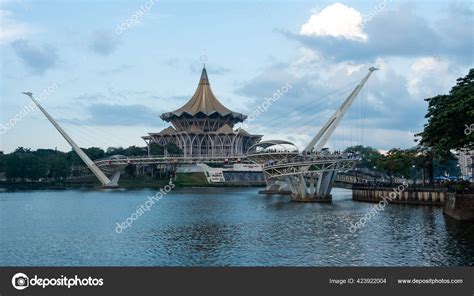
top-left (0, 187), bottom-right (473, 266)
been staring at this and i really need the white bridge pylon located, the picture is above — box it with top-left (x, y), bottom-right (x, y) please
top-left (304, 67), bottom-right (378, 153)
top-left (22, 92), bottom-right (120, 187)
top-left (247, 67), bottom-right (378, 202)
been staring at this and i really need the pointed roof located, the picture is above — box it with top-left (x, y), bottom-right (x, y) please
top-left (155, 126), bottom-right (176, 135)
top-left (186, 124), bottom-right (203, 133)
top-left (215, 124), bottom-right (234, 134)
top-left (161, 67), bottom-right (247, 122)
top-left (236, 127), bottom-right (249, 135)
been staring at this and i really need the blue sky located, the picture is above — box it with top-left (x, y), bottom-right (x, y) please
top-left (0, 0), bottom-right (473, 153)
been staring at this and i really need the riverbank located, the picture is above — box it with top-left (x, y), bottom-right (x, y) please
top-left (0, 172), bottom-right (265, 191)
top-left (352, 186), bottom-right (446, 206)
top-left (352, 185), bottom-right (474, 221)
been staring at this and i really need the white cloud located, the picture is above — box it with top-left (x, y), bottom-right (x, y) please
top-left (0, 10), bottom-right (31, 44)
top-left (299, 3), bottom-right (367, 42)
top-left (288, 47), bottom-right (368, 88)
top-left (407, 57), bottom-right (459, 97)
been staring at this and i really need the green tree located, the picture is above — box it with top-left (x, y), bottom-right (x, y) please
top-left (126, 145), bottom-right (146, 156)
top-left (83, 147), bottom-right (105, 160)
top-left (105, 146), bottom-right (127, 156)
top-left (5, 154), bottom-right (22, 180)
top-left (5, 154), bottom-right (47, 181)
top-left (345, 145), bottom-right (383, 169)
top-left (149, 143), bottom-right (164, 155)
top-left (35, 149), bottom-right (58, 158)
top-left (417, 68), bottom-right (474, 157)
top-left (0, 154), bottom-right (5, 172)
top-left (412, 146), bottom-right (434, 184)
top-left (14, 147), bottom-right (31, 154)
top-left (376, 149), bottom-right (413, 181)
top-left (166, 143), bottom-right (182, 155)
top-left (48, 156), bottom-right (69, 179)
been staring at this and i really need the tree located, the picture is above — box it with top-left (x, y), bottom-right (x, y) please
top-left (345, 145), bottom-right (383, 169)
top-left (149, 143), bottom-right (164, 155)
top-left (105, 147), bottom-right (127, 157)
top-left (417, 69), bottom-right (474, 157)
top-left (0, 154), bottom-right (5, 172)
top-left (166, 143), bottom-right (182, 155)
top-left (5, 154), bottom-right (47, 181)
top-left (126, 145), bottom-right (146, 156)
top-left (376, 149), bottom-right (413, 182)
top-left (83, 147), bottom-right (105, 160)
top-left (412, 146), bottom-right (434, 184)
top-left (4, 154), bottom-right (22, 180)
top-left (35, 149), bottom-right (58, 158)
top-left (48, 156), bottom-right (69, 179)
top-left (13, 147), bottom-right (31, 154)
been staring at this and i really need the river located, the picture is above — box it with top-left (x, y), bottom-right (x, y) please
top-left (0, 187), bottom-right (472, 266)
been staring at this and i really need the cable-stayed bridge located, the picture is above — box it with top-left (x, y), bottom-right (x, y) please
top-left (23, 67), bottom-right (378, 201)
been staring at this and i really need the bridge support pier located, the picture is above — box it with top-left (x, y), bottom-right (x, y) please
top-left (259, 178), bottom-right (291, 195)
top-left (285, 171), bottom-right (338, 202)
top-left (109, 171), bottom-right (122, 187)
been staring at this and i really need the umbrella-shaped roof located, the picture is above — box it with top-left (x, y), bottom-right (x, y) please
top-left (161, 67), bottom-right (246, 122)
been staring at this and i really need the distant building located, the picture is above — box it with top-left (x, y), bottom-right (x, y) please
top-left (142, 67), bottom-right (262, 157)
top-left (458, 150), bottom-right (473, 181)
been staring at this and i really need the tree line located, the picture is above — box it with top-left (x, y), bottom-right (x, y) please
top-left (0, 143), bottom-right (459, 183)
top-left (344, 145), bottom-right (460, 184)
top-left (0, 143), bottom-right (180, 181)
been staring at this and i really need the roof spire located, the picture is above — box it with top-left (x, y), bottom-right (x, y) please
top-left (200, 66), bottom-right (209, 85)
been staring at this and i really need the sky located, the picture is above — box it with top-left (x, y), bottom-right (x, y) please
top-left (0, 0), bottom-right (473, 153)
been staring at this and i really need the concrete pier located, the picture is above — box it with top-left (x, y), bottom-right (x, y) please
top-left (444, 193), bottom-right (474, 221)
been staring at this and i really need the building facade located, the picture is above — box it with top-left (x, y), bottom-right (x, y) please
top-left (458, 150), bottom-right (473, 181)
top-left (142, 67), bottom-right (262, 157)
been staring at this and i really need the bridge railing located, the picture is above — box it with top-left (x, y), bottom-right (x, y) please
top-left (93, 154), bottom-right (250, 165)
top-left (260, 153), bottom-right (360, 167)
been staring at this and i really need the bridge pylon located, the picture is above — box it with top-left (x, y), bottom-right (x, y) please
top-left (22, 92), bottom-right (118, 188)
top-left (247, 67), bottom-right (377, 202)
